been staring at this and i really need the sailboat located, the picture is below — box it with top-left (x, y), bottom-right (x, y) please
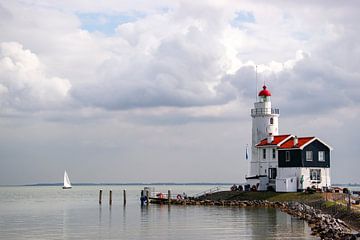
top-left (63, 170), bottom-right (72, 189)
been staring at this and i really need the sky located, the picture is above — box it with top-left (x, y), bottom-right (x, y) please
top-left (0, 0), bottom-right (359, 185)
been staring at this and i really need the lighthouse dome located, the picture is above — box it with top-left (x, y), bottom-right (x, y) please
top-left (258, 85), bottom-right (271, 97)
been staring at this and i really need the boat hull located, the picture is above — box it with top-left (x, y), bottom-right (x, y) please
top-left (149, 197), bottom-right (169, 204)
top-left (62, 186), bottom-right (72, 189)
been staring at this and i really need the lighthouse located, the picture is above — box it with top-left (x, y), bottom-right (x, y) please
top-left (245, 84), bottom-right (332, 192)
top-left (248, 85), bottom-right (279, 178)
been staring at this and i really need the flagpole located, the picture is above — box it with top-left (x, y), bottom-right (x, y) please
top-left (255, 65), bottom-right (258, 101)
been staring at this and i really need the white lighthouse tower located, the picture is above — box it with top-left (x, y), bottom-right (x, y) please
top-left (247, 85), bottom-right (279, 180)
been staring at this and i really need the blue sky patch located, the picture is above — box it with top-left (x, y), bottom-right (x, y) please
top-left (77, 12), bottom-right (146, 35)
top-left (232, 11), bottom-right (255, 28)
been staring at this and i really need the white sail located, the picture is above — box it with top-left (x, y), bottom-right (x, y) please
top-left (63, 171), bottom-right (72, 189)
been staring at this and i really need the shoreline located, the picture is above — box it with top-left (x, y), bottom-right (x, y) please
top-left (149, 191), bottom-right (360, 239)
top-left (197, 191), bottom-right (360, 230)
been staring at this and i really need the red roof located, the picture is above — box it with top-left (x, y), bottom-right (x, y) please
top-left (258, 85), bottom-right (271, 97)
top-left (279, 137), bottom-right (315, 149)
top-left (256, 135), bottom-right (331, 150)
top-left (256, 134), bottom-right (291, 146)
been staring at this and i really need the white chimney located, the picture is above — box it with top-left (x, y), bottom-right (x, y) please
top-left (267, 133), bottom-right (274, 144)
top-left (294, 136), bottom-right (298, 146)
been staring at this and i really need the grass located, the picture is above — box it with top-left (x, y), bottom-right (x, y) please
top-left (323, 200), bottom-right (337, 208)
top-left (314, 200), bottom-right (360, 231)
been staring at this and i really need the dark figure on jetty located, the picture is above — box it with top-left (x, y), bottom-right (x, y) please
top-left (140, 190), bottom-right (148, 205)
top-left (230, 184), bottom-right (245, 191)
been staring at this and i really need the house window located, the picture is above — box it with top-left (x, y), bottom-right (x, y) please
top-left (310, 169), bottom-right (321, 181)
top-left (318, 151), bottom-right (325, 162)
top-left (263, 149), bottom-right (266, 159)
top-left (285, 151), bottom-right (290, 161)
top-left (272, 149), bottom-right (276, 159)
top-left (268, 168), bottom-right (277, 179)
top-left (270, 118), bottom-right (274, 125)
top-left (306, 151), bottom-right (313, 161)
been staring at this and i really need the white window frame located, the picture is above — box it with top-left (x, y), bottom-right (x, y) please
top-left (318, 151), bottom-right (325, 162)
top-left (285, 151), bottom-right (290, 162)
top-left (306, 151), bottom-right (313, 161)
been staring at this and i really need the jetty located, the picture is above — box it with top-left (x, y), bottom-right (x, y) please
top-left (144, 190), bottom-right (360, 240)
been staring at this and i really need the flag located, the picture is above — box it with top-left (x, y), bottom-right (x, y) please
top-left (245, 145), bottom-right (249, 160)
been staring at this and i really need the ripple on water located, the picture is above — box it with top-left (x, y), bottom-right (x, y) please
top-left (0, 186), bottom-right (316, 240)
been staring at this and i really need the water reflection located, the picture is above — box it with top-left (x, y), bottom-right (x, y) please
top-left (0, 186), bottom-right (316, 240)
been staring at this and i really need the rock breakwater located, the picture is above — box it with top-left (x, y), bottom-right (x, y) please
top-left (151, 198), bottom-right (359, 239)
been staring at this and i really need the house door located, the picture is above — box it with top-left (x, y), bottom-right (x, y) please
top-left (268, 168), bottom-right (277, 179)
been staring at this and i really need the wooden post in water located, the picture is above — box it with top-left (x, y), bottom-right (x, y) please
top-left (109, 190), bottom-right (113, 205)
top-left (140, 190), bottom-right (145, 205)
top-left (146, 190), bottom-right (150, 205)
top-left (123, 189), bottom-right (127, 205)
top-left (168, 190), bottom-right (171, 205)
top-left (99, 189), bottom-right (103, 204)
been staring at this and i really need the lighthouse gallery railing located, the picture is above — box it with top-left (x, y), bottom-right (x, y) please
top-left (251, 108), bottom-right (279, 115)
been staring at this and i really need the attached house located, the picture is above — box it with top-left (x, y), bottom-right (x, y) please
top-left (246, 85), bottom-right (332, 192)
top-left (255, 134), bottom-right (332, 192)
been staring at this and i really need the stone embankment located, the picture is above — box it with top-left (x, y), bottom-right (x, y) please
top-left (282, 202), bottom-right (358, 240)
top-left (153, 199), bottom-right (360, 239)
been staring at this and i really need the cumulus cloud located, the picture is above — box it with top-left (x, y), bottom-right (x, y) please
top-left (0, 42), bottom-right (71, 111)
top-left (1, 1), bottom-right (360, 184)
top-left (72, 8), bottom-right (237, 110)
top-left (1, 1), bottom-right (359, 118)
top-left (225, 48), bottom-right (360, 117)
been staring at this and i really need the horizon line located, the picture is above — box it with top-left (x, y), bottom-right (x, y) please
top-left (0, 182), bottom-right (359, 187)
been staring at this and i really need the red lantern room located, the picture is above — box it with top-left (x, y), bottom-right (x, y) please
top-left (258, 85), bottom-right (271, 102)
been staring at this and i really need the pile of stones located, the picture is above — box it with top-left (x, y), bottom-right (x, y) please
top-left (281, 202), bottom-right (359, 240)
top-left (156, 199), bottom-right (360, 239)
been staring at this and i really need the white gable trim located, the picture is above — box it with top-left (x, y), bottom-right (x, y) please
top-left (299, 137), bottom-right (333, 150)
top-left (277, 135), bottom-right (294, 147)
top-left (255, 134), bottom-right (293, 148)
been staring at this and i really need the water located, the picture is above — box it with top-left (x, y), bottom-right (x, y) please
top-left (0, 185), bottom-right (316, 240)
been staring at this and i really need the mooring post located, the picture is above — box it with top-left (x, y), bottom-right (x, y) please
top-left (146, 190), bottom-right (150, 205)
top-left (168, 190), bottom-right (171, 205)
top-left (123, 189), bottom-right (127, 205)
top-left (140, 190), bottom-right (145, 205)
top-left (99, 189), bottom-right (103, 204)
top-left (109, 190), bottom-right (113, 205)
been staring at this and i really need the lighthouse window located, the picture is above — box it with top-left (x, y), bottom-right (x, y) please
top-left (310, 169), bottom-right (321, 181)
top-left (272, 149), bottom-right (276, 159)
top-left (306, 151), bottom-right (313, 161)
top-left (318, 151), bottom-right (325, 162)
top-left (270, 118), bottom-right (274, 125)
top-left (285, 151), bottom-right (290, 161)
top-left (263, 149), bottom-right (266, 159)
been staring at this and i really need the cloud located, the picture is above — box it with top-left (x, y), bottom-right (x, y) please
top-left (0, 42), bottom-right (71, 111)
top-left (1, 1), bottom-right (359, 119)
top-left (0, 1), bottom-right (360, 185)
top-left (72, 8), bottom-right (238, 110)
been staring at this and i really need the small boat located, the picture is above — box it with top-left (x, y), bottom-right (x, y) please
top-left (62, 170), bottom-right (72, 189)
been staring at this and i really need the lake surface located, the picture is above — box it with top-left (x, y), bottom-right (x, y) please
top-left (0, 185), bottom-right (316, 240)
